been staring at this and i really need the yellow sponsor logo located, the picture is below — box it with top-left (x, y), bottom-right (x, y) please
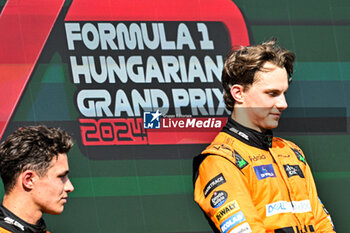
top-left (215, 200), bottom-right (240, 222)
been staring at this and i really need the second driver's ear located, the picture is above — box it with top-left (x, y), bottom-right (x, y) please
top-left (230, 84), bottom-right (245, 104)
top-left (21, 170), bottom-right (37, 190)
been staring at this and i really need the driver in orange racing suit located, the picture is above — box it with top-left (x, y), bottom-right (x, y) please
top-left (193, 40), bottom-right (336, 233)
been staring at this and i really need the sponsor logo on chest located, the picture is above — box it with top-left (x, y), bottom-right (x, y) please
top-left (253, 164), bottom-right (276, 180)
top-left (283, 164), bottom-right (304, 178)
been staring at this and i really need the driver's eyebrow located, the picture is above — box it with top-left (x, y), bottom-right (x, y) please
top-left (59, 170), bottom-right (70, 176)
top-left (265, 88), bottom-right (281, 93)
top-left (265, 87), bottom-right (288, 93)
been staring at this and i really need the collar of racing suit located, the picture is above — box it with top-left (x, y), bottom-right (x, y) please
top-left (222, 117), bottom-right (273, 151)
top-left (0, 204), bottom-right (48, 233)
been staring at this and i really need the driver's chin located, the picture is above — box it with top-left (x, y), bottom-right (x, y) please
top-left (263, 119), bottom-right (280, 130)
top-left (44, 206), bottom-right (64, 215)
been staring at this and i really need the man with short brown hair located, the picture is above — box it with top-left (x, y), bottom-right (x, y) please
top-left (193, 40), bottom-right (335, 233)
top-left (0, 126), bottom-right (74, 233)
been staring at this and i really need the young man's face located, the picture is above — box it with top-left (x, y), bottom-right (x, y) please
top-left (240, 62), bottom-right (289, 132)
top-left (32, 153), bottom-right (74, 215)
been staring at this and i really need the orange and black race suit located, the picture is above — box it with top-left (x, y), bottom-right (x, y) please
top-left (193, 118), bottom-right (335, 233)
top-left (0, 205), bottom-right (49, 233)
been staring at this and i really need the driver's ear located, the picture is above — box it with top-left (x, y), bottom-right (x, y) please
top-left (230, 84), bottom-right (245, 104)
top-left (21, 170), bottom-right (38, 190)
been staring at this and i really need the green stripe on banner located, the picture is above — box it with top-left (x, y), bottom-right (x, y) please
top-left (68, 172), bottom-right (350, 198)
top-left (294, 62), bottom-right (350, 81)
top-left (69, 175), bottom-right (192, 198)
top-left (314, 172), bottom-right (350, 180)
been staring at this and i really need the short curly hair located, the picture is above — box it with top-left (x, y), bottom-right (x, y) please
top-left (0, 125), bottom-right (73, 193)
top-left (222, 39), bottom-right (295, 111)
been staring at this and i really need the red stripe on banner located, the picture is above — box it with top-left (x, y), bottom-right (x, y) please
top-left (77, 117), bottom-right (227, 146)
top-left (0, 0), bottom-right (64, 139)
top-left (65, 0), bottom-right (249, 47)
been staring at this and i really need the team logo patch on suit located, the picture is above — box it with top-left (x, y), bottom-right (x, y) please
top-left (210, 191), bottom-right (228, 208)
top-left (234, 151), bottom-right (248, 169)
top-left (215, 200), bottom-right (240, 222)
top-left (291, 148), bottom-right (306, 164)
top-left (253, 164), bottom-right (276, 180)
top-left (220, 211), bottom-right (246, 233)
top-left (283, 164), bottom-right (304, 178)
top-left (203, 173), bottom-right (226, 197)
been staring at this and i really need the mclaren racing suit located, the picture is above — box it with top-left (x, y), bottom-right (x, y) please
top-left (193, 118), bottom-right (335, 233)
top-left (0, 205), bottom-right (49, 233)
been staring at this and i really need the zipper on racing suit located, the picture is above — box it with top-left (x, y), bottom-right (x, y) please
top-left (269, 148), bottom-right (306, 233)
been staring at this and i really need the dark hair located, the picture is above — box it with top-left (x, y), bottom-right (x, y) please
top-left (222, 39), bottom-right (295, 111)
top-left (0, 126), bottom-right (73, 193)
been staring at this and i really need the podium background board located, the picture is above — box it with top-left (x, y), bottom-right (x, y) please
top-left (0, 0), bottom-right (349, 232)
